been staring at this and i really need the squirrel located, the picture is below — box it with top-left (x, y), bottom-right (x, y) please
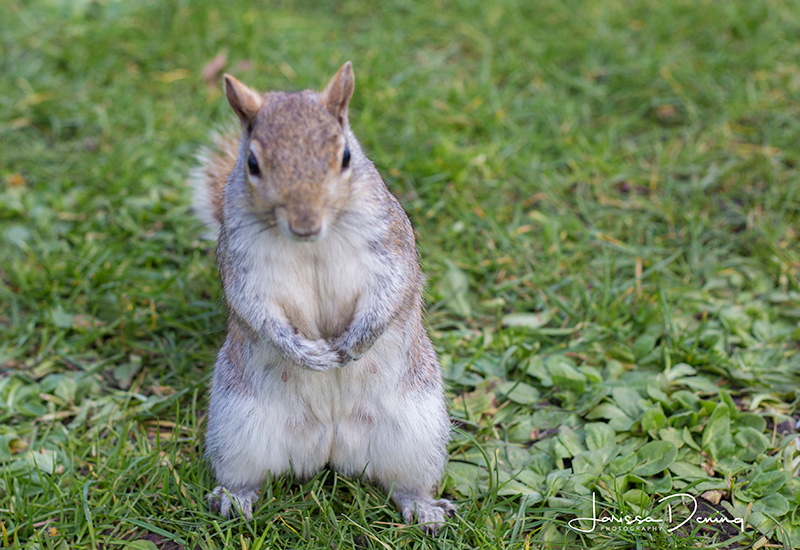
top-left (189, 61), bottom-right (456, 533)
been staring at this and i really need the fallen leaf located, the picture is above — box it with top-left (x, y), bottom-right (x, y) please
top-left (701, 489), bottom-right (724, 505)
top-left (155, 69), bottom-right (189, 83)
top-left (11, 117), bottom-right (31, 129)
top-left (202, 52), bottom-right (227, 87)
top-left (6, 173), bottom-right (25, 187)
top-left (502, 311), bottom-right (552, 329)
top-left (10, 437), bottom-right (28, 454)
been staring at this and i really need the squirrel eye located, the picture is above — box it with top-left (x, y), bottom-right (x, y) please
top-left (247, 152), bottom-right (260, 176)
top-left (342, 147), bottom-right (351, 170)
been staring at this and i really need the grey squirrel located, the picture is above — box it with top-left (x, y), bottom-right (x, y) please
top-left (189, 62), bottom-right (455, 533)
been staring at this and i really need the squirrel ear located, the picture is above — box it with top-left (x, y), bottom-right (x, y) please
top-left (224, 74), bottom-right (262, 130)
top-left (320, 61), bottom-right (354, 127)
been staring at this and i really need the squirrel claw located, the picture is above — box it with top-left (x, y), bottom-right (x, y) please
top-left (335, 346), bottom-right (359, 367)
top-left (394, 492), bottom-right (457, 535)
top-left (209, 486), bottom-right (258, 520)
top-left (332, 335), bottom-right (365, 366)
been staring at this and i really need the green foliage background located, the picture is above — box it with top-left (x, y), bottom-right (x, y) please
top-left (1, 0), bottom-right (799, 548)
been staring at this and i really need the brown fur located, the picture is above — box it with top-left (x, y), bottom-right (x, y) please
top-left (214, 320), bottom-right (253, 396)
top-left (190, 129), bottom-right (238, 230)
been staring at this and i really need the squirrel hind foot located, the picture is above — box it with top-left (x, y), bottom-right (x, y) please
top-left (393, 491), bottom-right (457, 535)
top-left (209, 486), bottom-right (259, 520)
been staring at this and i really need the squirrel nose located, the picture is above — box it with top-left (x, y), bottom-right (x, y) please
top-left (288, 212), bottom-right (323, 240)
top-left (289, 224), bottom-right (321, 239)
top-left (284, 206), bottom-right (325, 241)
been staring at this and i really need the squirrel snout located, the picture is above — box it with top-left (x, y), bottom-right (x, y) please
top-left (277, 206), bottom-right (326, 242)
top-left (289, 222), bottom-right (322, 240)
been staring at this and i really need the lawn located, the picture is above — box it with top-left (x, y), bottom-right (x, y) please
top-left (2, 0), bottom-right (800, 548)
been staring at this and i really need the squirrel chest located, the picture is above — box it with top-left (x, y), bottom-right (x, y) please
top-left (225, 224), bottom-right (401, 432)
top-left (230, 223), bottom-right (374, 341)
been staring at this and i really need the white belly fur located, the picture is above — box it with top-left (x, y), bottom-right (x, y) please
top-left (244, 330), bottom-right (409, 479)
top-left (246, 228), bottom-right (372, 339)
top-left (215, 228), bottom-right (423, 484)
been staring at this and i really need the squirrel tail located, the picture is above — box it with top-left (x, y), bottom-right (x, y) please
top-left (188, 127), bottom-right (239, 237)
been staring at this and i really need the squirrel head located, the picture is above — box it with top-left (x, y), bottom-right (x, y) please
top-left (223, 62), bottom-right (356, 242)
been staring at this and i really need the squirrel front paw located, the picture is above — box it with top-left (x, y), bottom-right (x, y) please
top-left (300, 338), bottom-right (342, 371)
top-left (332, 334), bottom-right (365, 367)
top-left (209, 486), bottom-right (259, 519)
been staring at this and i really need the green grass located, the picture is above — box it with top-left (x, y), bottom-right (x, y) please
top-left (2, 0), bottom-right (800, 548)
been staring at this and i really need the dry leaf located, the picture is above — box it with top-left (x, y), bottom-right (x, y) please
top-left (701, 489), bottom-right (724, 505)
top-left (6, 173), bottom-right (25, 187)
top-left (202, 52), bottom-right (227, 87)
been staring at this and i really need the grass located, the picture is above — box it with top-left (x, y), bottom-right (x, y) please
top-left (2, 0), bottom-right (800, 548)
